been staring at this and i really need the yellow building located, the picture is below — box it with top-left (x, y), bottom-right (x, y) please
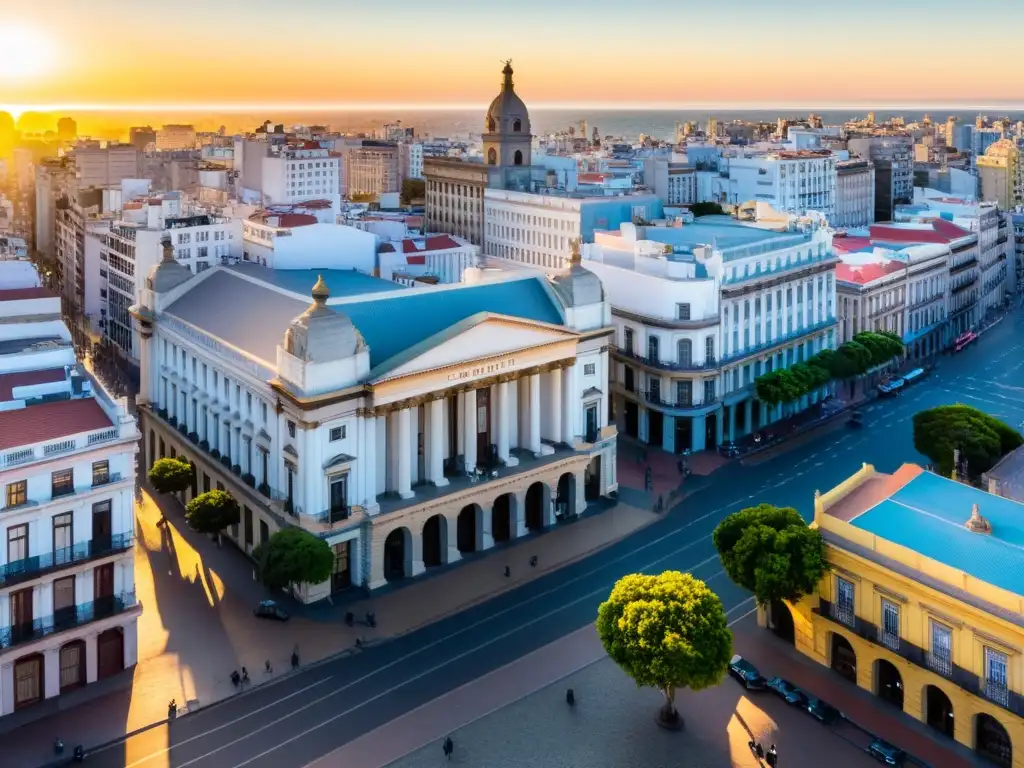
top-left (791, 462), bottom-right (1023, 768)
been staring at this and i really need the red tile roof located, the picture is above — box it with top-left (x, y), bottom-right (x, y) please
top-left (0, 398), bottom-right (113, 452)
top-left (0, 287), bottom-right (55, 302)
top-left (836, 260), bottom-right (906, 285)
top-left (0, 368), bottom-right (66, 401)
top-left (831, 236), bottom-right (874, 254)
top-left (869, 219), bottom-right (972, 244)
top-left (578, 173), bottom-right (610, 184)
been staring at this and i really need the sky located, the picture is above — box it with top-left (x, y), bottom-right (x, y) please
top-left (3, 0), bottom-right (1024, 112)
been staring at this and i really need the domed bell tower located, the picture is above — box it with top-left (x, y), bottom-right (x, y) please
top-left (482, 60), bottom-right (532, 168)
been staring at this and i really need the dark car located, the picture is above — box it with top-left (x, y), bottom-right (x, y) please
top-left (728, 654), bottom-right (766, 690)
top-left (766, 676), bottom-right (809, 706)
top-left (868, 738), bottom-right (906, 766)
top-left (806, 696), bottom-right (841, 724)
top-left (254, 599), bottom-right (289, 622)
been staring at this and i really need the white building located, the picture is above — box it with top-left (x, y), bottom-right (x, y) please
top-left (643, 159), bottom-right (698, 206)
top-left (377, 234), bottom-right (479, 285)
top-left (834, 159), bottom-right (875, 228)
top-left (241, 213), bottom-right (376, 273)
top-left (484, 189), bottom-right (663, 272)
top-left (130, 251), bottom-right (617, 599)
top-left (721, 150), bottom-right (837, 217)
top-left (582, 217), bottom-right (838, 454)
top-left (261, 145), bottom-right (341, 209)
top-left (401, 142), bottom-right (424, 181)
top-left (0, 284), bottom-right (140, 719)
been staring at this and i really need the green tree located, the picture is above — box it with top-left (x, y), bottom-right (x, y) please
top-left (853, 331), bottom-right (903, 367)
top-left (147, 457), bottom-right (193, 495)
top-left (913, 405), bottom-right (1023, 478)
top-left (184, 490), bottom-right (240, 536)
top-left (713, 504), bottom-right (826, 608)
top-left (253, 528), bottom-right (334, 591)
top-left (349, 192), bottom-right (376, 203)
top-left (596, 571), bottom-right (733, 728)
top-left (688, 201), bottom-right (725, 218)
top-left (400, 178), bottom-right (425, 205)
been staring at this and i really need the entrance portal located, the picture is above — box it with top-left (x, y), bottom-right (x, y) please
top-left (925, 685), bottom-right (955, 738)
top-left (874, 659), bottom-right (904, 710)
top-left (383, 528), bottom-right (410, 582)
top-left (526, 483), bottom-right (546, 530)
top-left (769, 600), bottom-right (795, 645)
top-left (976, 713), bottom-right (1012, 768)
top-left (422, 514), bottom-right (446, 568)
top-left (492, 494), bottom-right (513, 543)
top-left (457, 504), bottom-right (479, 553)
top-left (830, 633), bottom-right (857, 683)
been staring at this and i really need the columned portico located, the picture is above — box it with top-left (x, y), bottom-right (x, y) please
top-left (548, 367), bottom-right (563, 445)
top-left (396, 407), bottom-right (414, 499)
top-left (497, 380), bottom-right (517, 466)
top-left (428, 398), bottom-right (449, 486)
top-left (528, 373), bottom-right (542, 456)
top-left (463, 389), bottom-right (478, 472)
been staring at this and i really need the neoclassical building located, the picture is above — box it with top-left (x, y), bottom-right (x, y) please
top-left (131, 241), bottom-right (617, 600)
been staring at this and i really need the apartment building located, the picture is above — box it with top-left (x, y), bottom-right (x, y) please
top-left (344, 142), bottom-right (400, 198)
top-left (155, 125), bottom-right (197, 151)
top-left (0, 284), bottom-right (140, 719)
top-left (722, 150), bottom-right (838, 217)
top-left (847, 136), bottom-right (914, 222)
top-left (261, 145), bottom-right (341, 208)
top-left (834, 160), bottom-right (876, 228)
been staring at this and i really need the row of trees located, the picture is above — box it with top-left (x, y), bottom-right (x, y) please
top-left (755, 331), bottom-right (904, 407)
top-left (147, 458), bottom-right (333, 591)
top-left (598, 502), bottom-right (824, 727)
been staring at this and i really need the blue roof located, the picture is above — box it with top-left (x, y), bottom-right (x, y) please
top-left (850, 471), bottom-right (1024, 595)
top-left (643, 220), bottom-right (804, 251)
top-left (342, 278), bottom-right (565, 370)
top-left (227, 263), bottom-right (397, 298)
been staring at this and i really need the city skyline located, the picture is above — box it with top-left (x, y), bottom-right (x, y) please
top-left (4, 0), bottom-right (1024, 112)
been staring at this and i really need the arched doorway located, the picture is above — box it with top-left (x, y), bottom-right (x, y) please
top-left (514, 150), bottom-right (523, 166)
top-left (457, 504), bottom-right (479, 554)
top-left (925, 685), bottom-right (955, 738)
top-left (97, 628), bottom-right (124, 679)
top-left (769, 600), bottom-right (795, 645)
top-left (830, 633), bottom-right (857, 683)
top-left (13, 653), bottom-right (43, 709)
top-left (976, 713), bottom-right (1012, 767)
top-left (584, 455), bottom-right (601, 500)
top-left (874, 659), bottom-right (904, 710)
top-left (383, 528), bottom-right (410, 582)
top-left (59, 640), bottom-right (87, 692)
top-left (492, 494), bottom-right (513, 544)
top-left (526, 482), bottom-right (547, 530)
top-left (487, 147), bottom-right (497, 165)
top-left (422, 515), bottom-right (446, 568)
top-left (556, 474), bottom-right (575, 519)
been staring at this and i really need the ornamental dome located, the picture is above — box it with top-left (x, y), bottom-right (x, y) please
top-left (484, 61), bottom-right (531, 138)
top-left (552, 238), bottom-right (604, 307)
top-left (282, 275), bottom-right (363, 363)
top-left (146, 237), bottom-right (192, 294)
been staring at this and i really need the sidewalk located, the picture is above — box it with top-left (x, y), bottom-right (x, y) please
top-left (6, 488), bottom-right (660, 768)
top-left (616, 436), bottom-right (728, 509)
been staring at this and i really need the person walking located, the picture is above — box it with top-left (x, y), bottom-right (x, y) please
top-left (766, 743), bottom-right (778, 767)
top-left (442, 735), bottom-right (454, 760)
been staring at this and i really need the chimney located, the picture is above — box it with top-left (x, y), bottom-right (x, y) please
top-left (965, 503), bottom-right (992, 535)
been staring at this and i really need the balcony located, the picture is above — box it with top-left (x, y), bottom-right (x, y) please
top-left (0, 426), bottom-right (123, 471)
top-left (314, 506), bottom-right (351, 526)
top-left (949, 256), bottom-right (978, 276)
top-left (719, 317), bottom-right (837, 366)
top-left (0, 591), bottom-right (139, 650)
top-left (878, 628), bottom-right (900, 652)
top-left (614, 347), bottom-right (719, 372)
top-left (614, 382), bottom-right (719, 413)
top-left (829, 601), bottom-right (856, 628)
top-left (985, 679), bottom-right (1010, 708)
top-left (927, 651), bottom-right (953, 678)
top-left (0, 533), bottom-right (133, 587)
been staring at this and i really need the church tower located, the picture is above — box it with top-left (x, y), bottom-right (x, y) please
top-left (482, 61), bottom-right (532, 168)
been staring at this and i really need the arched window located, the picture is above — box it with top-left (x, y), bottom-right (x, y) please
top-left (487, 117), bottom-right (496, 133)
top-left (513, 118), bottom-right (522, 133)
top-left (487, 148), bottom-right (497, 165)
top-left (677, 339), bottom-right (692, 367)
top-left (514, 150), bottom-right (523, 166)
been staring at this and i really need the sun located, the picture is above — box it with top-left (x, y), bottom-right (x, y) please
top-left (0, 23), bottom-right (56, 83)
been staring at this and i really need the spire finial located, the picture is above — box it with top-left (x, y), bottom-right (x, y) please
top-left (311, 274), bottom-right (329, 304)
top-left (502, 59), bottom-right (514, 88)
top-left (569, 237), bottom-right (582, 266)
top-left (160, 236), bottom-right (175, 264)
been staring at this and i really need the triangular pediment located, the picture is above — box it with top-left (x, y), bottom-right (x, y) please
top-left (373, 313), bottom-right (576, 382)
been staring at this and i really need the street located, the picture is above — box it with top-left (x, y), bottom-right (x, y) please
top-left (32, 308), bottom-right (1024, 768)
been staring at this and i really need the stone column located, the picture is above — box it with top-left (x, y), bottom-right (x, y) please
top-left (43, 647), bottom-right (60, 700)
top-left (84, 634), bottom-right (98, 683)
top-left (364, 415), bottom-right (378, 510)
top-left (463, 390), bottom-right (477, 473)
top-left (728, 404), bottom-right (737, 443)
top-left (561, 363), bottom-right (575, 445)
top-left (497, 381), bottom-right (517, 466)
top-left (691, 413), bottom-right (707, 452)
top-left (528, 374), bottom-right (542, 456)
top-left (409, 531), bottom-right (425, 577)
top-left (744, 399), bottom-right (753, 437)
top-left (512, 490), bottom-right (528, 538)
top-left (123, 619), bottom-right (139, 668)
top-left (429, 398), bottom-right (448, 486)
top-left (714, 406), bottom-right (724, 447)
top-left (445, 516), bottom-right (462, 564)
top-left (396, 408), bottom-right (414, 499)
top-left (662, 415), bottom-right (676, 453)
top-left (548, 368), bottom-right (563, 445)
top-left (477, 504), bottom-right (494, 551)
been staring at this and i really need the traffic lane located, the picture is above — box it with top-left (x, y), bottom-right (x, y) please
top-left (204, 565), bottom-right (754, 768)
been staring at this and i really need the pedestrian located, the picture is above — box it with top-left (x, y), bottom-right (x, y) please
top-left (291, 646), bottom-right (300, 670)
top-left (442, 735), bottom-right (454, 760)
top-left (766, 743), bottom-right (778, 767)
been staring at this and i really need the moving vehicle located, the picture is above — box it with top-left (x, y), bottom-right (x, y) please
top-left (847, 410), bottom-right (863, 428)
top-left (878, 378), bottom-right (904, 397)
top-left (806, 696), bottom-right (841, 724)
top-left (868, 738), bottom-right (906, 766)
top-left (766, 676), bottom-right (809, 706)
top-left (954, 330), bottom-right (977, 353)
top-left (254, 599), bottom-right (290, 622)
top-left (728, 654), bottom-right (767, 690)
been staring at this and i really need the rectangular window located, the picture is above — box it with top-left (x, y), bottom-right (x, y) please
top-left (53, 512), bottom-right (74, 560)
top-left (623, 328), bottom-right (634, 354)
top-left (928, 620), bottom-right (953, 676)
top-left (880, 599), bottom-right (900, 651)
top-left (287, 421), bottom-right (296, 438)
top-left (676, 380), bottom-right (692, 406)
top-left (676, 303), bottom-right (691, 321)
top-left (703, 379), bottom-right (716, 403)
top-left (329, 426), bottom-right (346, 442)
top-left (51, 469), bottom-right (74, 498)
top-left (92, 460), bottom-right (110, 487)
top-left (7, 524), bottom-right (28, 564)
top-left (261, 401), bottom-right (268, 424)
top-left (584, 363), bottom-right (596, 376)
top-left (833, 576), bottom-right (855, 626)
top-left (985, 647), bottom-right (1009, 706)
top-left (5, 480), bottom-right (27, 508)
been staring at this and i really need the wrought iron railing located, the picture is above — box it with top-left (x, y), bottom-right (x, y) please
top-left (927, 651), bottom-right (953, 677)
top-left (985, 679), bottom-right (1010, 707)
top-left (0, 591), bottom-right (138, 649)
top-left (829, 601), bottom-right (855, 628)
top-left (0, 533), bottom-right (133, 586)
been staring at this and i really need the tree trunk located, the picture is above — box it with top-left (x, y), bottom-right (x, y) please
top-left (657, 685), bottom-right (683, 730)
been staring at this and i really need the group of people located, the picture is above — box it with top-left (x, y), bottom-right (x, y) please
top-left (751, 740), bottom-right (780, 766)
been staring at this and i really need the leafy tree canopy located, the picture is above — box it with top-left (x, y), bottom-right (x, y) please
top-left (400, 178), bottom-right (425, 204)
top-left (596, 571), bottom-right (733, 724)
top-left (253, 528), bottom-right (334, 590)
top-left (184, 490), bottom-right (240, 534)
top-left (913, 405), bottom-right (1023, 478)
top-left (713, 503), bottom-right (826, 606)
top-left (689, 202), bottom-right (725, 218)
top-left (148, 457), bottom-right (193, 495)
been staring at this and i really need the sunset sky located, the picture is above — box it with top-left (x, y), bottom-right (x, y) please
top-left (3, 0), bottom-right (1024, 111)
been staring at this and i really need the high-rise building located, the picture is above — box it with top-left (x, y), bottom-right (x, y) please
top-left (847, 136), bottom-right (914, 222)
top-left (155, 125), bottom-right (196, 151)
top-left (128, 127), bottom-right (156, 152)
top-left (344, 142), bottom-right (400, 197)
top-left (977, 139), bottom-right (1023, 210)
top-left (834, 160), bottom-right (876, 228)
top-left (70, 144), bottom-right (139, 189)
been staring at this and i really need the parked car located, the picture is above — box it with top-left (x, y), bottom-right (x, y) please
top-left (806, 696), bottom-right (841, 724)
top-left (766, 676), bottom-right (809, 706)
top-left (868, 738), bottom-right (906, 766)
top-left (254, 599), bottom-right (290, 622)
top-left (728, 654), bottom-right (766, 690)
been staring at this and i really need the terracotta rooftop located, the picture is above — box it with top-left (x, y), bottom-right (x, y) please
top-left (380, 235), bottom-right (463, 256)
top-left (0, 398), bottom-right (114, 452)
top-left (870, 219), bottom-right (972, 244)
top-left (824, 464), bottom-right (923, 522)
top-left (0, 368), bottom-right (66, 401)
top-left (0, 287), bottom-right (56, 302)
top-left (836, 260), bottom-right (906, 285)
